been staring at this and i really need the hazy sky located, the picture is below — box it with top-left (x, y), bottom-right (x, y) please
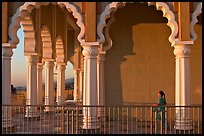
top-left (11, 26), bottom-right (74, 87)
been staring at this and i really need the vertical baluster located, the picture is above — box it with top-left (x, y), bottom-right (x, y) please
top-left (118, 107), bottom-right (119, 134)
top-left (72, 110), bottom-right (74, 134)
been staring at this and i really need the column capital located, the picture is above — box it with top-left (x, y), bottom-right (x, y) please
top-left (44, 60), bottom-right (54, 68)
top-left (25, 55), bottom-right (38, 65)
top-left (81, 42), bottom-right (100, 59)
top-left (37, 63), bottom-right (43, 70)
top-left (2, 43), bottom-right (13, 59)
top-left (74, 69), bottom-right (80, 74)
top-left (173, 44), bottom-right (191, 58)
top-left (56, 63), bottom-right (66, 70)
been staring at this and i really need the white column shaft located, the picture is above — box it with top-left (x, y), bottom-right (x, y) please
top-left (37, 63), bottom-right (43, 105)
top-left (44, 61), bottom-right (54, 111)
top-left (56, 64), bottom-right (66, 105)
top-left (82, 43), bottom-right (99, 129)
top-left (2, 44), bottom-right (13, 128)
top-left (25, 55), bottom-right (38, 117)
top-left (74, 69), bottom-right (80, 102)
top-left (174, 44), bottom-right (192, 130)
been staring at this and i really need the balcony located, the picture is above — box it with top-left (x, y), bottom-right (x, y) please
top-left (2, 105), bottom-right (202, 134)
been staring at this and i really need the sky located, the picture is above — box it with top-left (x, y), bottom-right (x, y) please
top-left (11, 26), bottom-right (74, 87)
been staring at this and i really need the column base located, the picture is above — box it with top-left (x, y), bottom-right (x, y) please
top-left (82, 116), bottom-right (99, 129)
top-left (79, 128), bottom-right (101, 134)
top-left (44, 106), bottom-right (54, 112)
top-left (25, 106), bottom-right (39, 118)
top-left (174, 119), bottom-right (193, 130)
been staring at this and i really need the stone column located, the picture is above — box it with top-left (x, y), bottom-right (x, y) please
top-left (44, 60), bottom-right (54, 112)
top-left (79, 56), bottom-right (84, 103)
top-left (37, 63), bottom-right (43, 105)
top-left (2, 43), bottom-right (13, 128)
top-left (173, 42), bottom-right (193, 130)
top-left (82, 42), bottom-right (100, 129)
top-left (56, 63), bottom-right (66, 105)
top-left (97, 53), bottom-right (106, 117)
top-left (73, 69), bottom-right (80, 103)
top-left (25, 55), bottom-right (38, 118)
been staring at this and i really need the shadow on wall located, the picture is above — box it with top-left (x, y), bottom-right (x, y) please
top-left (105, 3), bottom-right (171, 106)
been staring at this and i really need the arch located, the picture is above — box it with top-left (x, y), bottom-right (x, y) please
top-left (56, 35), bottom-right (65, 63)
top-left (97, 2), bottom-right (178, 49)
top-left (41, 25), bottom-right (53, 60)
top-left (190, 2), bottom-right (202, 41)
top-left (21, 15), bottom-right (36, 54)
top-left (8, 2), bottom-right (85, 48)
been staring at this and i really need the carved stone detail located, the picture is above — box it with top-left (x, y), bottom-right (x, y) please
top-left (190, 2), bottom-right (202, 41)
top-left (173, 45), bottom-right (191, 58)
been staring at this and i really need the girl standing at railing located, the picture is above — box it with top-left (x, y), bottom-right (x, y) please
top-left (153, 90), bottom-right (167, 130)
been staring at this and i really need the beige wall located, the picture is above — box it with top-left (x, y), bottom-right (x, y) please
top-left (104, 3), bottom-right (202, 106)
top-left (190, 14), bottom-right (202, 104)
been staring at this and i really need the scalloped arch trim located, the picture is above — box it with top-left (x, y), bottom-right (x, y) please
top-left (8, 2), bottom-right (85, 48)
top-left (97, 2), bottom-right (178, 51)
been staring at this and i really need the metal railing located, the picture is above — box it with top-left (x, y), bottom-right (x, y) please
top-left (2, 105), bottom-right (202, 134)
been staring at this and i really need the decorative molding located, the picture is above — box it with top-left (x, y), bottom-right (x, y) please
top-left (56, 35), bottom-right (65, 63)
top-left (41, 25), bottom-right (53, 60)
top-left (173, 45), bottom-right (191, 58)
top-left (97, 2), bottom-right (178, 50)
top-left (82, 45), bottom-right (99, 59)
top-left (8, 2), bottom-right (85, 48)
top-left (190, 2), bottom-right (202, 41)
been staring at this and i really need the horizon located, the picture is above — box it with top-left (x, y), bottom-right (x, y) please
top-left (11, 25), bottom-right (74, 87)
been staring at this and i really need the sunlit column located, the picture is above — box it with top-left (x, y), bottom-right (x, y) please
top-left (173, 42), bottom-right (193, 130)
top-left (2, 43), bottom-right (13, 128)
top-left (73, 69), bottom-right (80, 102)
top-left (25, 55), bottom-right (38, 117)
top-left (44, 60), bottom-right (54, 112)
top-left (37, 63), bottom-right (43, 105)
top-left (56, 63), bottom-right (66, 105)
top-left (79, 56), bottom-right (84, 103)
top-left (82, 42), bottom-right (100, 129)
top-left (97, 53), bottom-right (106, 117)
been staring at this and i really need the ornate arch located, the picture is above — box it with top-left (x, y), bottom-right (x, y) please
top-left (8, 2), bottom-right (85, 48)
top-left (56, 35), bottom-right (65, 63)
top-left (190, 2), bottom-right (202, 41)
top-left (21, 15), bottom-right (36, 54)
top-left (41, 25), bottom-right (53, 60)
top-left (97, 2), bottom-right (178, 51)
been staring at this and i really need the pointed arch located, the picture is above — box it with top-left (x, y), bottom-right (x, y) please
top-left (97, 2), bottom-right (178, 50)
top-left (190, 2), bottom-right (202, 41)
top-left (8, 2), bottom-right (85, 48)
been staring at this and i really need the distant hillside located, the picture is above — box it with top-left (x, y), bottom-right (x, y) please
top-left (15, 77), bottom-right (74, 91)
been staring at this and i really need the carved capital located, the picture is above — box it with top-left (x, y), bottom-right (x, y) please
top-left (37, 63), bottom-right (43, 70)
top-left (44, 60), bottom-right (54, 68)
top-left (173, 45), bottom-right (191, 58)
top-left (56, 63), bottom-right (66, 71)
top-left (25, 55), bottom-right (38, 65)
top-left (82, 42), bottom-right (100, 59)
top-left (2, 44), bottom-right (13, 59)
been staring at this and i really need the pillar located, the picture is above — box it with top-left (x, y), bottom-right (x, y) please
top-left (79, 55), bottom-right (84, 103)
top-left (82, 42), bottom-right (99, 129)
top-left (25, 55), bottom-right (38, 117)
top-left (56, 63), bottom-right (66, 105)
top-left (73, 69), bottom-right (80, 103)
top-left (37, 63), bottom-right (43, 105)
top-left (97, 53), bottom-right (106, 117)
top-left (2, 43), bottom-right (13, 128)
top-left (173, 42), bottom-right (193, 130)
top-left (44, 60), bottom-right (54, 112)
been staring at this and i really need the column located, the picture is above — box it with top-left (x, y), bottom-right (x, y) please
top-left (25, 55), bottom-right (38, 118)
top-left (82, 42), bottom-right (99, 129)
top-left (44, 60), bottom-right (54, 112)
top-left (97, 53), bottom-right (106, 117)
top-left (73, 69), bottom-right (80, 103)
top-left (56, 63), bottom-right (66, 105)
top-left (173, 42), bottom-right (193, 130)
top-left (37, 63), bottom-right (43, 105)
top-left (2, 43), bottom-right (13, 128)
top-left (80, 54), bottom-right (84, 103)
